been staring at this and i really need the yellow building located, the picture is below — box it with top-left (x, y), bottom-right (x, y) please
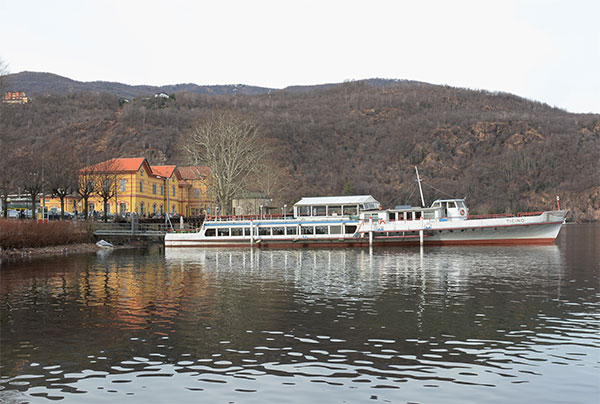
top-left (46, 158), bottom-right (215, 218)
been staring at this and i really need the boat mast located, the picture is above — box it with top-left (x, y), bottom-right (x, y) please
top-left (415, 166), bottom-right (425, 207)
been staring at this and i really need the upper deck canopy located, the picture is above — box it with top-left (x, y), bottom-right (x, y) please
top-left (294, 195), bottom-right (380, 207)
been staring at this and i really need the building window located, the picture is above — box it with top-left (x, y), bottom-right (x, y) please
top-left (172, 186), bottom-right (176, 197)
top-left (160, 204), bottom-right (164, 215)
top-left (120, 179), bottom-right (126, 192)
top-left (153, 184), bottom-right (157, 194)
top-left (160, 185), bottom-right (164, 195)
top-left (153, 204), bottom-right (157, 214)
top-left (172, 205), bottom-right (176, 214)
top-left (140, 202), bottom-right (145, 216)
top-left (140, 180), bottom-right (144, 193)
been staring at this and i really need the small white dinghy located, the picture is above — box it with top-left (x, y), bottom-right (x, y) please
top-left (96, 240), bottom-right (114, 249)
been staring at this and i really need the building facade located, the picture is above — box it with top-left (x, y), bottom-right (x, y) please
top-left (45, 158), bottom-right (215, 218)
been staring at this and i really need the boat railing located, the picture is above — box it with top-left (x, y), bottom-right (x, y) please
top-left (207, 213), bottom-right (287, 222)
top-left (517, 211), bottom-right (544, 217)
top-left (467, 211), bottom-right (544, 220)
top-left (467, 213), bottom-right (513, 219)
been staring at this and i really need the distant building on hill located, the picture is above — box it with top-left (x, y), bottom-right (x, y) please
top-left (3, 91), bottom-right (29, 104)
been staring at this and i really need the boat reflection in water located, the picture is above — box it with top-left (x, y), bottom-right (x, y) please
top-left (165, 245), bottom-right (564, 300)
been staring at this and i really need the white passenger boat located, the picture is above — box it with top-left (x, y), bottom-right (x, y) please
top-left (164, 194), bottom-right (567, 248)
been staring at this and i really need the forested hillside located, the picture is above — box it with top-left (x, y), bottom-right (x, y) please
top-left (1, 75), bottom-right (599, 221)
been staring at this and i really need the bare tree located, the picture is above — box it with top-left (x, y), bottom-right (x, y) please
top-left (184, 113), bottom-right (271, 215)
top-left (0, 57), bottom-right (8, 93)
top-left (17, 150), bottom-right (45, 220)
top-left (93, 159), bottom-right (119, 222)
top-left (45, 146), bottom-right (79, 220)
top-left (77, 165), bottom-right (96, 220)
top-left (0, 146), bottom-right (17, 218)
top-left (253, 162), bottom-right (289, 207)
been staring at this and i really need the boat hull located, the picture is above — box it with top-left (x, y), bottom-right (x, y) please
top-left (165, 211), bottom-right (566, 248)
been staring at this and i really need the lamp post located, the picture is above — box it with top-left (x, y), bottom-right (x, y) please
top-left (260, 205), bottom-right (263, 220)
top-left (283, 204), bottom-right (287, 219)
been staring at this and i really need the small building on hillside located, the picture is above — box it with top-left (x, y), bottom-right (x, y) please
top-left (3, 91), bottom-right (29, 104)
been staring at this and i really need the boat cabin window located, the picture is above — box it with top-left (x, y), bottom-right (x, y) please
top-left (343, 205), bottom-right (358, 216)
top-left (298, 206), bottom-right (311, 216)
top-left (301, 226), bottom-right (314, 235)
top-left (362, 202), bottom-right (379, 210)
top-left (218, 228), bottom-right (230, 237)
top-left (313, 206), bottom-right (326, 216)
top-left (286, 227), bottom-right (297, 235)
top-left (272, 227), bottom-right (284, 235)
top-left (243, 227), bottom-right (252, 236)
top-left (231, 227), bottom-right (243, 236)
top-left (258, 227), bottom-right (270, 236)
top-left (456, 200), bottom-right (466, 209)
top-left (328, 206), bottom-right (342, 216)
top-left (205, 228), bottom-right (216, 237)
top-left (315, 226), bottom-right (327, 234)
top-left (330, 225), bottom-right (342, 234)
top-left (345, 225), bottom-right (357, 234)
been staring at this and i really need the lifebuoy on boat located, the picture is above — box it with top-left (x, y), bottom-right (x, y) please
top-left (378, 219), bottom-right (386, 225)
top-left (459, 209), bottom-right (465, 216)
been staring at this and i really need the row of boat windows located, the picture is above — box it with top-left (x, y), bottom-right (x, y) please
top-left (296, 205), bottom-right (359, 217)
top-left (205, 225), bottom-right (359, 237)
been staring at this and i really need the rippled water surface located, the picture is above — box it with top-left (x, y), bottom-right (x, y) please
top-left (1, 224), bottom-right (598, 403)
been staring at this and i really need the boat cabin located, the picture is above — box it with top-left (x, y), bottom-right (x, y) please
top-left (430, 199), bottom-right (468, 220)
top-left (293, 195), bottom-right (380, 218)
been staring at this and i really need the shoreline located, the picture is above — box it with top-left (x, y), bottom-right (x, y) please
top-left (0, 242), bottom-right (146, 262)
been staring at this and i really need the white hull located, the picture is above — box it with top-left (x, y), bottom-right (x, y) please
top-left (165, 210), bottom-right (567, 248)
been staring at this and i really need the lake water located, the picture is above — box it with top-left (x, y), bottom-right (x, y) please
top-left (1, 224), bottom-right (598, 404)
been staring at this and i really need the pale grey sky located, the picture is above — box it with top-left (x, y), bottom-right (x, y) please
top-left (1, 0), bottom-right (599, 113)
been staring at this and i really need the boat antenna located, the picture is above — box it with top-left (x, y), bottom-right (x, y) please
top-left (415, 166), bottom-right (425, 207)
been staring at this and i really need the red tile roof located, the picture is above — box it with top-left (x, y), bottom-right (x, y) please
top-left (179, 166), bottom-right (211, 180)
top-left (82, 158), bottom-right (146, 173)
top-left (151, 165), bottom-right (177, 178)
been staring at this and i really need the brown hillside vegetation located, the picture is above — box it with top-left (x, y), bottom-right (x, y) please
top-left (1, 80), bottom-right (598, 221)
